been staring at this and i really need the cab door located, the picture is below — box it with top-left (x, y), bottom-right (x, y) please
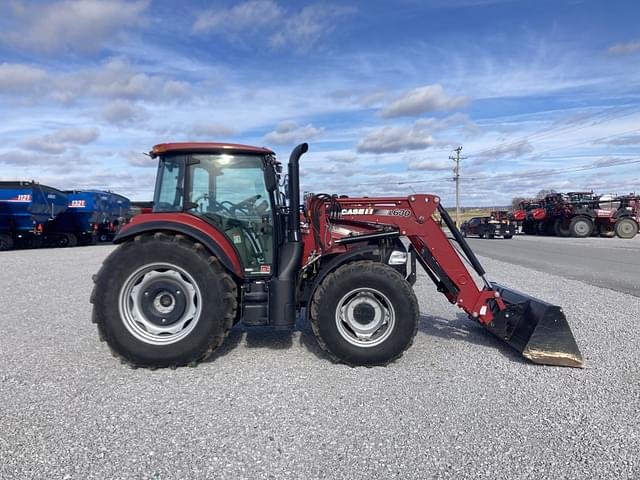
top-left (186, 154), bottom-right (275, 277)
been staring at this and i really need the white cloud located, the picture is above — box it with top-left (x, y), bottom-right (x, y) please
top-left (1, 0), bottom-right (149, 53)
top-left (56, 57), bottom-right (189, 102)
top-left (100, 100), bottom-right (149, 125)
top-left (194, 0), bottom-right (281, 33)
top-left (19, 127), bottom-right (99, 154)
top-left (415, 113), bottom-right (479, 135)
top-left (408, 159), bottom-right (452, 171)
top-left (355, 115), bottom-right (475, 155)
top-left (380, 84), bottom-right (471, 118)
top-left (473, 139), bottom-right (534, 162)
top-left (190, 124), bottom-right (237, 138)
top-left (194, 1), bottom-right (354, 52)
top-left (0, 57), bottom-right (192, 104)
top-left (357, 124), bottom-right (436, 154)
top-left (326, 152), bottom-right (357, 163)
top-left (0, 63), bottom-right (47, 93)
top-left (359, 90), bottom-right (387, 107)
top-left (163, 80), bottom-right (192, 98)
top-left (0, 150), bottom-right (69, 166)
top-left (594, 134), bottom-right (640, 146)
top-left (270, 4), bottom-right (355, 52)
top-left (607, 40), bottom-right (640, 56)
top-left (264, 121), bottom-right (323, 145)
top-left (126, 151), bottom-right (156, 168)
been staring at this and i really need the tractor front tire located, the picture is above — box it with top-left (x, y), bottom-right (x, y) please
top-left (91, 232), bottom-right (237, 368)
top-left (310, 261), bottom-right (419, 366)
top-left (615, 218), bottom-right (639, 239)
top-left (569, 217), bottom-right (594, 238)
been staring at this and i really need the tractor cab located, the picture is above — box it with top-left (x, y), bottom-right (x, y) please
top-left (150, 143), bottom-right (282, 276)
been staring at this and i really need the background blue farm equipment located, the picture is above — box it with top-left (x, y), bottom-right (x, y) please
top-left (0, 181), bottom-right (68, 250)
top-left (0, 182), bottom-right (131, 250)
top-left (102, 192), bottom-right (132, 242)
top-left (50, 190), bottom-right (133, 245)
top-left (50, 190), bottom-right (111, 246)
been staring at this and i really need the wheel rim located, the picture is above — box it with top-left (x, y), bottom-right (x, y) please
top-left (574, 220), bottom-right (590, 236)
top-left (118, 263), bottom-right (202, 345)
top-left (335, 287), bottom-right (396, 348)
top-left (618, 221), bottom-right (634, 237)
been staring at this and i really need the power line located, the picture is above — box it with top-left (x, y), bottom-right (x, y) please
top-left (311, 157), bottom-right (640, 192)
top-left (466, 105), bottom-right (640, 158)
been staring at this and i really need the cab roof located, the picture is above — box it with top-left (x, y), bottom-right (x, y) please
top-left (150, 142), bottom-right (274, 158)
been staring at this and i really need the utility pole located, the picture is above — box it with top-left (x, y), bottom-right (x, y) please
top-left (449, 146), bottom-right (464, 228)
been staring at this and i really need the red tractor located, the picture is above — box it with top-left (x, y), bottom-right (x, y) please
top-left (548, 192), bottom-right (638, 238)
top-left (91, 142), bottom-right (582, 368)
top-left (590, 193), bottom-right (639, 239)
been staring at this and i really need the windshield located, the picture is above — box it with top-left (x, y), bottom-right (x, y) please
top-left (154, 153), bottom-right (273, 275)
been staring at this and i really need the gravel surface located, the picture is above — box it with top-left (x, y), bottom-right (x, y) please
top-left (0, 245), bottom-right (638, 479)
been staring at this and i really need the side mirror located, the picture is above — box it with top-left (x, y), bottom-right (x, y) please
top-left (265, 167), bottom-right (278, 192)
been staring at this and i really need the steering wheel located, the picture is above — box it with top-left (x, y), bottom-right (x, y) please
top-left (237, 195), bottom-right (261, 209)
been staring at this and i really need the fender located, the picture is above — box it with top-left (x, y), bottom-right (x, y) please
top-left (115, 213), bottom-right (243, 277)
top-left (300, 246), bottom-right (382, 319)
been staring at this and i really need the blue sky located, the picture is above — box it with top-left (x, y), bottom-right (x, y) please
top-left (0, 0), bottom-right (639, 205)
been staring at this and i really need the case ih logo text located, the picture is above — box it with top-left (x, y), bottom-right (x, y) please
top-left (340, 208), bottom-right (412, 217)
top-left (341, 208), bottom-right (374, 215)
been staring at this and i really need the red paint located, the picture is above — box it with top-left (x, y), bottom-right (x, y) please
top-left (530, 208), bottom-right (546, 221)
top-left (119, 212), bottom-right (243, 277)
top-left (302, 194), bottom-right (503, 325)
top-left (151, 142), bottom-right (274, 157)
top-left (511, 210), bottom-right (526, 221)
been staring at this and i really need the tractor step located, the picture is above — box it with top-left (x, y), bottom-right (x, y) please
top-left (242, 282), bottom-right (269, 326)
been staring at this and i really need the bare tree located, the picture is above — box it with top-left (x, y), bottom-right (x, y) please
top-left (511, 196), bottom-right (526, 210)
top-left (536, 188), bottom-right (556, 199)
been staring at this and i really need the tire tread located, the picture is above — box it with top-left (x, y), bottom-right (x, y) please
top-left (309, 260), bottom-right (419, 367)
top-left (90, 233), bottom-right (237, 368)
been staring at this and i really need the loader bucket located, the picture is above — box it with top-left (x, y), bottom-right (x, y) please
top-left (485, 284), bottom-right (583, 367)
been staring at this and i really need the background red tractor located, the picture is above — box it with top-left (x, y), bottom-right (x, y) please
top-left (91, 142), bottom-right (582, 369)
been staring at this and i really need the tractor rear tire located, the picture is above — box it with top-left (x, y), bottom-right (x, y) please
top-left (310, 261), bottom-right (419, 366)
top-left (91, 232), bottom-right (237, 368)
top-left (554, 219), bottom-right (571, 237)
top-left (569, 217), bottom-right (594, 238)
top-left (0, 234), bottom-right (13, 251)
top-left (615, 218), bottom-right (639, 239)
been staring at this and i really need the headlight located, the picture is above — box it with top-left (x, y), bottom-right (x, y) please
top-left (388, 250), bottom-right (408, 265)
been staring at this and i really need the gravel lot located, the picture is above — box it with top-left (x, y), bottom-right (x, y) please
top-left (0, 244), bottom-right (638, 479)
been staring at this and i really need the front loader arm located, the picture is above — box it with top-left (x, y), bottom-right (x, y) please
top-left (312, 194), bottom-right (583, 367)
top-left (318, 194), bottom-right (504, 325)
